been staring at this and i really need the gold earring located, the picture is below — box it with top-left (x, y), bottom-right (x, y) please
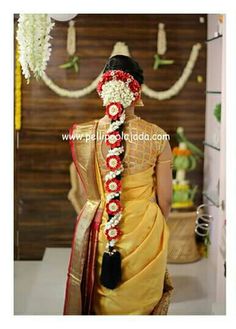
top-left (135, 98), bottom-right (144, 107)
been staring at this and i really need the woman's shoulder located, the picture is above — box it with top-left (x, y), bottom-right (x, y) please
top-left (134, 118), bottom-right (168, 135)
top-left (69, 119), bottom-right (98, 133)
top-left (135, 118), bottom-right (169, 155)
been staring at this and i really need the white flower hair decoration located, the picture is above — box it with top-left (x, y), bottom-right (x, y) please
top-left (96, 69), bottom-right (141, 289)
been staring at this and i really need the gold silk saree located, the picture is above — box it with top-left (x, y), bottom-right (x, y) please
top-left (63, 118), bottom-right (173, 315)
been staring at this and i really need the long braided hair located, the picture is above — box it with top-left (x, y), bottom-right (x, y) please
top-left (96, 55), bottom-right (144, 289)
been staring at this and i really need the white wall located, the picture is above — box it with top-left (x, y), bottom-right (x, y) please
top-left (203, 14), bottom-right (226, 314)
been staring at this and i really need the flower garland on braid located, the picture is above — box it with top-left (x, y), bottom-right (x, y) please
top-left (96, 70), bottom-right (141, 289)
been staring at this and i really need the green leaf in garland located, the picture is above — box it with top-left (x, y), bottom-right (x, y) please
top-left (59, 55), bottom-right (80, 73)
top-left (153, 54), bottom-right (174, 70)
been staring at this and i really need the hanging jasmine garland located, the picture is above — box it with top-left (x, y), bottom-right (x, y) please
top-left (59, 20), bottom-right (80, 73)
top-left (153, 23), bottom-right (174, 70)
top-left (96, 69), bottom-right (141, 289)
top-left (15, 14), bottom-right (202, 100)
top-left (40, 42), bottom-right (201, 100)
top-left (16, 14), bottom-right (54, 82)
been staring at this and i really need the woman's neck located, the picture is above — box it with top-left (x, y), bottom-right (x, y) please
top-left (125, 106), bottom-right (135, 118)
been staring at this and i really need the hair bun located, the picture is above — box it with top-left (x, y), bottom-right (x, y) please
top-left (104, 55), bottom-right (144, 85)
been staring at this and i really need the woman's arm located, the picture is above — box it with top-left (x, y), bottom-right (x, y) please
top-left (155, 140), bottom-right (173, 219)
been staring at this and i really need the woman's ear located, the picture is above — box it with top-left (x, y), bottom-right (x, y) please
top-left (134, 90), bottom-right (144, 107)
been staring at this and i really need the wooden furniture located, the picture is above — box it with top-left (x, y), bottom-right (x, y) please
top-left (167, 210), bottom-right (201, 263)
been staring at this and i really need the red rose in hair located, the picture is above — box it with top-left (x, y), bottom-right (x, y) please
top-left (96, 71), bottom-right (113, 95)
top-left (102, 71), bottom-right (113, 83)
top-left (106, 155), bottom-right (121, 171)
top-left (97, 81), bottom-right (103, 94)
top-left (105, 226), bottom-right (122, 241)
top-left (106, 199), bottom-right (122, 215)
top-left (106, 131), bottom-right (122, 148)
top-left (105, 178), bottom-right (121, 193)
top-left (116, 70), bottom-right (126, 81)
top-left (129, 79), bottom-right (141, 94)
top-left (106, 102), bottom-right (123, 120)
top-left (96, 70), bottom-right (141, 99)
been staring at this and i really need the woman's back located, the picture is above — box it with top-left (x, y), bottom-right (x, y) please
top-left (96, 116), bottom-right (168, 178)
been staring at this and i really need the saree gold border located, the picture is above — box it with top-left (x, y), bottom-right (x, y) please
top-left (73, 121), bottom-right (101, 202)
top-left (84, 147), bottom-right (106, 314)
top-left (64, 120), bottom-right (102, 315)
top-left (151, 269), bottom-right (174, 315)
top-left (65, 200), bottom-right (100, 314)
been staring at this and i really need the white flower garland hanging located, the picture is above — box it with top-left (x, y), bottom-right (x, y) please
top-left (41, 42), bottom-right (201, 101)
top-left (16, 14), bottom-right (201, 100)
top-left (16, 14), bottom-right (55, 83)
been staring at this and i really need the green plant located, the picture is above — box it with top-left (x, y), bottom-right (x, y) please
top-left (214, 103), bottom-right (221, 123)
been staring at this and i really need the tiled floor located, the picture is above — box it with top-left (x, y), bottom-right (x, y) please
top-left (168, 260), bottom-right (212, 315)
top-left (14, 248), bottom-right (214, 315)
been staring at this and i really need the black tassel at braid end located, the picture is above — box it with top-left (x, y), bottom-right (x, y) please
top-left (100, 249), bottom-right (122, 289)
